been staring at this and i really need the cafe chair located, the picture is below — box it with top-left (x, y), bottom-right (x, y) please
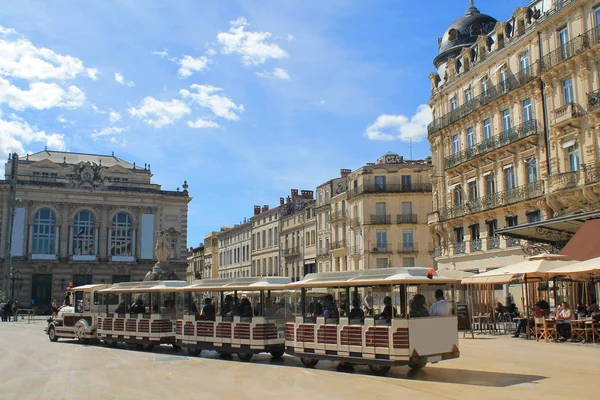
top-left (570, 320), bottom-right (586, 343)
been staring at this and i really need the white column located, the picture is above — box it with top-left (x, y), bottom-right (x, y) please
top-left (94, 228), bottom-right (99, 256)
top-left (68, 226), bottom-right (73, 255)
top-left (132, 229), bottom-right (137, 258)
top-left (54, 226), bottom-right (60, 255)
top-left (27, 224), bottom-right (33, 254)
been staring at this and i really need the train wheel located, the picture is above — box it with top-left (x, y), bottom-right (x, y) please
top-left (109, 341), bottom-right (118, 348)
top-left (136, 344), bottom-right (145, 350)
top-left (145, 344), bottom-right (155, 351)
top-left (187, 348), bottom-right (201, 357)
top-left (48, 326), bottom-right (58, 342)
top-left (172, 344), bottom-right (181, 351)
top-left (408, 360), bottom-right (427, 370)
top-left (270, 351), bottom-right (284, 359)
top-left (369, 364), bottom-right (391, 376)
top-left (300, 358), bottom-right (318, 368)
top-left (218, 352), bottom-right (232, 359)
top-left (237, 352), bottom-right (254, 362)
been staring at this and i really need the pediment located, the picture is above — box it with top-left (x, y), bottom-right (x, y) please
top-left (26, 159), bottom-right (63, 171)
top-left (103, 164), bottom-right (134, 175)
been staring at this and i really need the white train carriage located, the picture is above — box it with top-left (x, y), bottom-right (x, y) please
top-left (284, 267), bottom-right (460, 375)
top-left (95, 280), bottom-right (187, 349)
top-left (176, 277), bottom-right (291, 361)
top-left (46, 284), bottom-right (111, 342)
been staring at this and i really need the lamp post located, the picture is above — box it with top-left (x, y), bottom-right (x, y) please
top-left (10, 269), bottom-right (20, 300)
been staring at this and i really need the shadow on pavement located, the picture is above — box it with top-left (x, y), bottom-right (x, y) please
top-left (388, 367), bottom-right (547, 387)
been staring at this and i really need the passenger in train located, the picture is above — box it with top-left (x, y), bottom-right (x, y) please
top-left (409, 294), bottom-right (430, 318)
top-left (263, 298), bottom-right (276, 318)
top-left (237, 297), bottom-right (253, 318)
top-left (162, 300), bottom-right (177, 316)
top-left (200, 298), bottom-right (216, 320)
top-left (339, 294), bottom-right (348, 317)
top-left (363, 291), bottom-right (374, 315)
top-left (429, 289), bottom-right (452, 316)
top-left (323, 294), bottom-right (339, 319)
top-left (221, 295), bottom-right (234, 316)
top-left (308, 298), bottom-right (323, 317)
top-left (130, 297), bottom-right (145, 314)
top-left (376, 296), bottom-right (397, 322)
top-left (349, 297), bottom-right (364, 320)
top-left (114, 301), bottom-right (127, 314)
top-left (275, 299), bottom-right (292, 319)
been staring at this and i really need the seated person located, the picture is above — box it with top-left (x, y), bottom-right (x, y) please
top-left (536, 299), bottom-right (550, 316)
top-left (130, 298), bottom-right (145, 314)
top-left (114, 301), bottom-right (127, 314)
top-left (308, 299), bottom-right (323, 317)
top-left (274, 299), bottom-right (292, 319)
top-left (348, 297), bottom-right (364, 321)
top-left (162, 300), bottom-right (177, 316)
top-left (237, 298), bottom-right (253, 318)
top-left (376, 296), bottom-right (397, 322)
top-left (322, 294), bottom-right (339, 319)
top-left (221, 295), bottom-right (234, 317)
top-left (409, 294), bottom-right (429, 318)
top-left (263, 298), bottom-right (276, 318)
top-left (575, 302), bottom-right (587, 317)
top-left (187, 302), bottom-right (198, 315)
top-left (506, 303), bottom-right (518, 316)
top-left (555, 302), bottom-right (573, 340)
top-left (200, 298), bottom-right (215, 320)
top-left (495, 302), bottom-right (506, 316)
top-left (513, 305), bottom-right (544, 337)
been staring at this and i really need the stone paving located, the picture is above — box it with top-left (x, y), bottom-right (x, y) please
top-left (0, 321), bottom-right (598, 399)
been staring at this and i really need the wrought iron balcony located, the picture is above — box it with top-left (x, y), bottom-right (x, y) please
top-left (398, 243), bottom-right (417, 253)
top-left (317, 247), bottom-right (330, 257)
top-left (329, 210), bottom-right (346, 222)
top-left (428, 63), bottom-right (539, 136)
top-left (548, 171), bottom-right (581, 191)
top-left (541, 26), bottom-right (600, 72)
top-left (369, 243), bottom-right (392, 254)
top-left (506, 237), bottom-right (521, 248)
top-left (396, 214), bottom-right (417, 224)
top-left (588, 88), bottom-right (600, 112)
top-left (347, 183), bottom-right (432, 199)
top-left (454, 242), bottom-right (466, 255)
top-left (283, 246), bottom-right (301, 257)
top-left (350, 217), bottom-right (361, 228)
top-left (487, 237), bottom-right (500, 250)
top-left (439, 181), bottom-right (545, 221)
top-left (444, 120), bottom-right (539, 169)
top-left (434, 246), bottom-right (442, 257)
top-left (469, 239), bottom-right (482, 252)
top-left (330, 240), bottom-right (347, 250)
top-left (552, 103), bottom-right (583, 128)
top-left (584, 163), bottom-right (600, 185)
top-left (349, 245), bottom-right (362, 255)
top-left (369, 214), bottom-right (391, 224)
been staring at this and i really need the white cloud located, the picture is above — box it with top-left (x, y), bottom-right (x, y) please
top-left (286, 34), bottom-right (294, 42)
top-left (0, 114), bottom-right (65, 158)
top-left (86, 67), bottom-right (100, 80)
top-left (91, 126), bottom-right (124, 140)
top-left (91, 104), bottom-right (106, 114)
top-left (108, 110), bottom-right (121, 123)
top-left (187, 118), bottom-right (220, 129)
top-left (114, 72), bottom-right (135, 86)
top-left (217, 17), bottom-right (288, 66)
top-left (128, 97), bottom-right (191, 128)
top-left (256, 67), bottom-right (290, 80)
top-left (206, 48), bottom-right (217, 56)
top-left (0, 25), bottom-right (92, 81)
top-left (56, 115), bottom-right (73, 125)
top-left (152, 49), bottom-right (169, 58)
top-left (364, 105), bottom-right (432, 142)
top-left (177, 55), bottom-right (210, 78)
top-left (110, 136), bottom-right (127, 147)
top-left (0, 77), bottom-right (85, 111)
top-left (180, 84), bottom-right (243, 121)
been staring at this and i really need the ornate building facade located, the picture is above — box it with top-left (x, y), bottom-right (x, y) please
top-left (427, 0), bottom-right (600, 272)
top-left (0, 149), bottom-right (191, 306)
top-left (186, 244), bottom-right (204, 283)
top-left (203, 232), bottom-right (219, 279)
top-left (250, 205), bottom-right (280, 276)
top-left (217, 220), bottom-right (251, 278)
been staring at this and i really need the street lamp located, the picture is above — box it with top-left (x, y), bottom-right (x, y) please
top-left (10, 269), bottom-right (20, 300)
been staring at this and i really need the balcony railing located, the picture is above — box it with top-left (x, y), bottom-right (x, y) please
top-left (329, 210), bottom-right (346, 222)
top-left (454, 242), bottom-right (466, 255)
top-left (487, 237), bottom-right (500, 250)
top-left (469, 239), bottom-right (482, 252)
top-left (282, 246), bottom-right (301, 257)
top-left (506, 237), bottom-right (521, 248)
top-left (588, 88), bottom-right (600, 112)
top-left (444, 120), bottom-right (539, 169)
top-left (541, 26), bottom-right (600, 72)
top-left (347, 183), bottom-right (432, 199)
top-left (349, 245), bottom-right (362, 254)
top-left (369, 244), bottom-right (392, 253)
top-left (552, 103), bottom-right (583, 127)
top-left (439, 181), bottom-right (545, 221)
top-left (398, 243), bottom-right (418, 253)
top-left (584, 163), bottom-right (600, 185)
top-left (434, 246), bottom-right (442, 257)
top-left (428, 63), bottom-right (539, 136)
top-left (350, 217), bottom-right (361, 228)
top-left (369, 214), bottom-right (391, 224)
top-left (331, 240), bottom-right (347, 250)
top-left (317, 247), bottom-right (330, 257)
top-left (548, 171), bottom-right (581, 191)
top-left (396, 214), bottom-right (417, 224)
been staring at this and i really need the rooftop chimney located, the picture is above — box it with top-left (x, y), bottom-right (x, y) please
top-left (262, 205), bottom-right (269, 212)
top-left (280, 197), bottom-right (285, 206)
top-left (340, 169), bottom-right (351, 177)
top-left (253, 205), bottom-right (261, 215)
top-left (301, 190), bottom-right (314, 200)
top-left (291, 189), bottom-right (299, 197)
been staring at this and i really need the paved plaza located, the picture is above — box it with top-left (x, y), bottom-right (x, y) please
top-left (0, 320), bottom-right (598, 400)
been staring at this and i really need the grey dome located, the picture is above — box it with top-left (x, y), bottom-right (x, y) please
top-left (433, 3), bottom-right (497, 68)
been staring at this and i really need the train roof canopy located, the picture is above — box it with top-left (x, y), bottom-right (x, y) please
top-left (185, 276), bottom-right (292, 291)
top-left (98, 280), bottom-right (187, 293)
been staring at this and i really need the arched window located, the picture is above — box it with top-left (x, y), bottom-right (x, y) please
top-left (73, 210), bottom-right (95, 255)
top-left (111, 212), bottom-right (132, 256)
top-left (32, 208), bottom-right (56, 254)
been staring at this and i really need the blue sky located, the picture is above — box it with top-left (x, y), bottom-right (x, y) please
top-left (0, 0), bottom-right (525, 247)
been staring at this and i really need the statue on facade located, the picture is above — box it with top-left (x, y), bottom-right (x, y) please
top-left (143, 229), bottom-right (181, 281)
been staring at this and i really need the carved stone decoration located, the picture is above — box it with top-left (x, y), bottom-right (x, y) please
top-left (143, 228), bottom-right (182, 281)
top-left (521, 241), bottom-right (559, 256)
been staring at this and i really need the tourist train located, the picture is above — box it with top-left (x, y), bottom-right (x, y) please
top-left (45, 267), bottom-right (460, 375)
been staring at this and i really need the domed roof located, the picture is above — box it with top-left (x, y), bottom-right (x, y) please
top-left (433, 2), bottom-right (497, 68)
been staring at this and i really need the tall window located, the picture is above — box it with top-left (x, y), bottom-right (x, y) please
top-left (452, 134), bottom-right (460, 154)
top-left (402, 229), bottom-right (414, 247)
top-left (470, 224), bottom-right (480, 240)
top-left (483, 118), bottom-right (492, 140)
top-left (500, 69), bottom-right (508, 92)
top-left (519, 51), bottom-right (530, 72)
top-left (375, 176), bottom-right (386, 191)
top-left (261, 231), bottom-right (266, 249)
top-left (596, 7), bottom-right (600, 27)
top-left (485, 174), bottom-right (495, 196)
top-left (567, 143), bottom-right (581, 171)
top-left (522, 98), bottom-right (532, 122)
top-left (527, 210), bottom-right (542, 223)
top-left (464, 88), bottom-right (472, 103)
top-left (558, 26), bottom-right (569, 59)
top-left (111, 212), bottom-right (132, 256)
top-left (401, 202), bottom-right (412, 216)
top-left (450, 97), bottom-right (457, 110)
top-left (32, 208), bottom-right (56, 254)
top-left (376, 202), bottom-right (386, 216)
top-left (526, 157), bottom-right (537, 183)
top-left (73, 210), bottom-right (95, 255)
top-left (402, 257), bottom-right (415, 267)
top-left (502, 109), bottom-right (511, 132)
top-left (455, 227), bottom-right (464, 243)
top-left (468, 181), bottom-right (478, 200)
top-left (376, 230), bottom-right (387, 249)
top-left (454, 185), bottom-right (463, 205)
top-left (466, 127), bottom-right (474, 148)
top-left (268, 228), bottom-right (272, 247)
top-left (504, 166), bottom-right (516, 190)
top-left (481, 79), bottom-right (488, 95)
top-left (401, 175), bottom-right (412, 189)
top-left (562, 77), bottom-right (574, 104)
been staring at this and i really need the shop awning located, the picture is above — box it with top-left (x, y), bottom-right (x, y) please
top-left (495, 210), bottom-right (600, 247)
top-left (558, 219), bottom-right (600, 261)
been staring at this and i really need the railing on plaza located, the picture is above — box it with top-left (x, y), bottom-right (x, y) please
top-left (329, 210), bottom-right (346, 222)
top-left (541, 26), bottom-right (600, 72)
top-left (584, 163), bottom-right (600, 185)
top-left (548, 171), bottom-right (581, 191)
top-left (588, 88), bottom-right (600, 112)
top-left (439, 181), bottom-right (545, 221)
top-left (347, 182), bottom-right (432, 199)
top-left (427, 62), bottom-right (539, 136)
top-left (282, 246), bottom-right (301, 257)
top-left (369, 244), bottom-right (392, 254)
top-left (398, 243), bottom-right (418, 253)
top-left (444, 119), bottom-right (539, 169)
top-left (396, 214), bottom-right (417, 224)
top-left (330, 240), bottom-right (347, 250)
top-left (368, 214), bottom-right (391, 224)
